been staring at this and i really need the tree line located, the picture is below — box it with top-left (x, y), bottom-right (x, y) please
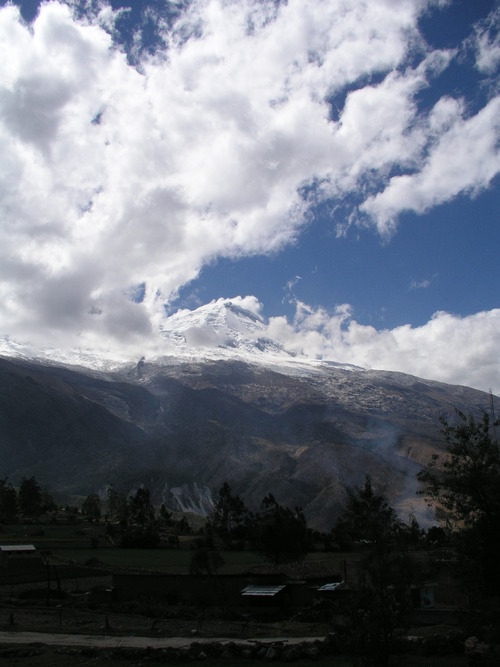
top-left (0, 476), bottom-right (56, 522)
top-left (0, 412), bottom-right (500, 576)
top-left (2, 410), bottom-right (499, 602)
top-left (1, 409), bottom-right (498, 663)
top-left (2, 410), bottom-right (498, 567)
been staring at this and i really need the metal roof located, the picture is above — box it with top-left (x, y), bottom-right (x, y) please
top-left (241, 584), bottom-right (286, 597)
top-left (317, 581), bottom-right (344, 592)
top-left (0, 544), bottom-right (37, 552)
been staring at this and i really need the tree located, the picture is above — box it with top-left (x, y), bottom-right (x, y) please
top-left (82, 493), bottom-right (101, 521)
top-left (251, 493), bottom-right (309, 564)
top-left (334, 476), bottom-right (396, 550)
top-left (120, 487), bottom-right (159, 548)
top-left (128, 487), bottom-right (155, 525)
top-left (159, 504), bottom-right (172, 525)
top-left (40, 489), bottom-right (56, 513)
top-left (417, 410), bottom-right (500, 598)
top-left (106, 487), bottom-right (129, 524)
top-left (18, 476), bottom-right (42, 518)
top-left (418, 410), bottom-right (500, 528)
top-left (334, 477), bottom-right (415, 666)
top-left (0, 479), bottom-right (18, 523)
top-left (209, 482), bottom-right (249, 545)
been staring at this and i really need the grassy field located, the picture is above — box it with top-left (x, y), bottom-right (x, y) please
top-left (0, 522), bottom-right (103, 548)
top-left (0, 521), bottom-right (356, 576)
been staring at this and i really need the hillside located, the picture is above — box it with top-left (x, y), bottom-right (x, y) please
top-left (0, 351), bottom-right (492, 530)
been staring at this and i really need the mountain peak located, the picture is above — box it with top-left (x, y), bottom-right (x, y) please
top-left (159, 297), bottom-right (289, 361)
top-left (0, 296), bottom-right (360, 376)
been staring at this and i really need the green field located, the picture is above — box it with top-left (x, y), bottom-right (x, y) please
top-left (0, 522), bottom-right (355, 576)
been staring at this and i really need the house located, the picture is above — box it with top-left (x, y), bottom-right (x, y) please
top-left (111, 561), bottom-right (343, 611)
top-left (246, 561), bottom-right (343, 607)
top-left (112, 572), bottom-right (249, 607)
top-left (240, 584), bottom-right (288, 612)
top-left (0, 544), bottom-right (42, 570)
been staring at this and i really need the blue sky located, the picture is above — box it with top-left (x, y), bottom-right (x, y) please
top-left (182, 186), bottom-right (500, 330)
top-left (177, 1), bottom-right (500, 329)
top-left (0, 0), bottom-right (500, 392)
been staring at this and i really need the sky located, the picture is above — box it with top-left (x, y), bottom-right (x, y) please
top-left (1, 0), bottom-right (500, 393)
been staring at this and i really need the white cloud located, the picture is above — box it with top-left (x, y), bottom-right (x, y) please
top-left (0, 0), bottom-right (499, 372)
top-left (473, 5), bottom-right (500, 75)
top-left (360, 95), bottom-right (500, 231)
top-left (409, 278), bottom-right (431, 290)
top-left (268, 303), bottom-right (500, 395)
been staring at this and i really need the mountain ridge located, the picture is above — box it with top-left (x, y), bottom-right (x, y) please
top-left (0, 299), bottom-right (496, 530)
top-left (0, 297), bottom-right (363, 376)
top-left (0, 351), bottom-right (493, 530)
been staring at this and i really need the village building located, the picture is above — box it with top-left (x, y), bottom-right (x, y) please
top-left (109, 560), bottom-right (343, 611)
top-left (0, 544), bottom-right (42, 570)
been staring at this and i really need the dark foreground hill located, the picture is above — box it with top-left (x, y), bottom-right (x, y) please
top-left (0, 355), bottom-right (493, 529)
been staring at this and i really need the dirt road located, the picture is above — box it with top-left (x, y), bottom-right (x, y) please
top-left (0, 630), bottom-right (324, 649)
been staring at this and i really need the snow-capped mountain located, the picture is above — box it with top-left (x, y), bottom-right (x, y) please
top-left (160, 298), bottom-right (285, 356)
top-left (0, 298), bottom-right (283, 372)
top-left (0, 297), bottom-right (356, 377)
top-left (0, 298), bottom-right (496, 529)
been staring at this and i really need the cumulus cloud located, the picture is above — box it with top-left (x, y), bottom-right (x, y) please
top-left (0, 0), bottom-right (499, 379)
top-left (165, 294), bottom-right (500, 394)
top-left (360, 95), bottom-right (500, 231)
top-left (267, 302), bottom-right (500, 394)
top-left (473, 5), bottom-right (500, 75)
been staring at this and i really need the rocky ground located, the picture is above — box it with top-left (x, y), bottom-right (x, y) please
top-left (0, 642), bottom-right (336, 667)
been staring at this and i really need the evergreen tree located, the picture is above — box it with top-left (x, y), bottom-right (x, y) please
top-left (209, 482), bottom-right (249, 544)
top-left (128, 487), bottom-right (155, 525)
top-left (82, 493), bottom-right (101, 521)
top-left (0, 479), bottom-right (18, 523)
top-left (335, 477), bottom-right (415, 666)
top-left (251, 493), bottom-right (309, 564)
top-left (18, 476), bottom-right (42, 517)
top-left (418, 410), bottom-right (500, 599)
top-left (106, 487), bottom-right (129, 524)
top-left (334, 476), bottom-right (396, 549)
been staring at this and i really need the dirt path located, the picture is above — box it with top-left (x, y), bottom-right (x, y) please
top-left (0, 630), bottom-right (324, 649)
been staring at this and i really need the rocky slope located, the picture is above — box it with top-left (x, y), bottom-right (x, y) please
top-left (0, 350), bottom-right (492, 530)
top-left (0, 298), bottom-right (496, 529)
